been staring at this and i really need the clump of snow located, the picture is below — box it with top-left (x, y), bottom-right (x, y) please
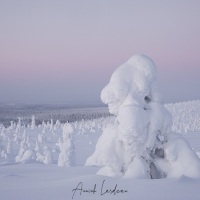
top-left (86, 54), bottom-right (200, 179)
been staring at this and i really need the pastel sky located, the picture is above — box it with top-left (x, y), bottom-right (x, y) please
top-left (0, 0), bottom-right (200, 105)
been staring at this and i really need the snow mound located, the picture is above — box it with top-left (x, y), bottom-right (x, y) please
top-left (123, 155), bottom-right (150, 179)
top-left (164, 134), bottom-right (200, 178)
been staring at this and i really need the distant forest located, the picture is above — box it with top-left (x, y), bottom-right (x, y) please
top-left (0, 103), bottom-right (110, 127)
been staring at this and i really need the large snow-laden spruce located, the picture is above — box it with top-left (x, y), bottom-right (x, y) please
top-left (85, 54), bottom-right (200, 179)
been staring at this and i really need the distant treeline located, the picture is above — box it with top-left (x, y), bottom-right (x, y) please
top-left (0, 104), bottom-right (110, 127)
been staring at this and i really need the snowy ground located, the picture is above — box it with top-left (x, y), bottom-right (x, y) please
top-left (1, 101), bottom-right (200, 200)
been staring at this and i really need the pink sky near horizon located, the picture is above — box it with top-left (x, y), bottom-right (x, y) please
top-left (0, 0), bottom-right (200, 104)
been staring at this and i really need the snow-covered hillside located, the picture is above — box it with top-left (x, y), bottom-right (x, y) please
top-left (0, 101), bottom-right (200, 200)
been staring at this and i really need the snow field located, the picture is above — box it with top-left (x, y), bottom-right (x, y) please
top-left (0, 102), bottom-right (200, 200)
top-left (1, 102), bottom-right (200, 168)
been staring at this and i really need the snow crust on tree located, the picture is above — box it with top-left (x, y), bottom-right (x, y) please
top-left (86, 54), bottom-right (200, 179)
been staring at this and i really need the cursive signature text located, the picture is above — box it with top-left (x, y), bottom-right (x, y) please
top-left (72, 180), bottom-right (128, 199)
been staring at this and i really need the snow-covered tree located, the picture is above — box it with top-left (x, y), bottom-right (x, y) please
top-left (15, 137), bottom-right (28, 162)
top-left (50, 119), bottom-right (54, 132)
top-left (36, 145), bottom-right (53, 164)
top-left (15, 117), bottom-right (22, 134)
top-left (34, 140), bottom-right (40, 152)
top-left (10, 121), bottom-right (14, 130)
top-left (58, 123), bottom-right (75, 167)
top-left (37, 132), bottom-right (46, 144)
top-left (43, 146), bottom-right (53, 164)
top-left (86, 54), bottom-right (200, 179)
top-left (1, 126), bottom-right (5, 137)
top-left (31, 115), bottom-right (36, 129)
top-left (6, 137), bottom-right (14, 160)
top-left (54, 120), bottom-right (61, 131)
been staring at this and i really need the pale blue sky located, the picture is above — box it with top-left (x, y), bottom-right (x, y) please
top-left (0, 0), bottom-right (200, 104)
